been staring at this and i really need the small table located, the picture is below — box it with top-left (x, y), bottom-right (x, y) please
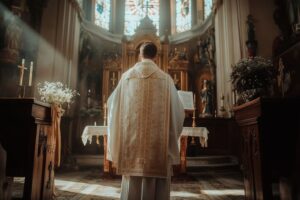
top-left (179, 127), bottom-right (209, 173)
top-left (81, 126), bottom-right (114, 174)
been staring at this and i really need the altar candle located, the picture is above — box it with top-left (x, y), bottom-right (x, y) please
top-left (68, 60), bottom-right (72, 87)
top-left (221, 93), bottom-right (224, 107)
top-left (103, 103), bottom-right (107, 126)
top-left (193, 94), bottom-right (196, 106)
top-left (28, 62), bottom-right (33, 86)
top-left (104, 103), bottom-right (107, 116)
top-left (232, 90), bottom-right (236, 105)
top-left (192, 94), bottom-right (196, 127)
top-left (19, 58), bottom-right (25, 86)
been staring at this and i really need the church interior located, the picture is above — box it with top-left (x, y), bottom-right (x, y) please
top-left (0, 0), bottom-right (300, 199)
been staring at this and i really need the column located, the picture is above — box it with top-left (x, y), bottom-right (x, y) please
top-left (112, 0), bottom-right (125, 34)
top-left (191, 0), bottom-right (197, 26)
top-left (159, 0), bottom-right (171, 36)
top-left (196, 0), bottom-right (204, 24)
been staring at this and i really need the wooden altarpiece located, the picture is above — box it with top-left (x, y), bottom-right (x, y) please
top-left (102, 16), bottom-right (170, 103)
top-left (102, 55), bottom-right (122, 102)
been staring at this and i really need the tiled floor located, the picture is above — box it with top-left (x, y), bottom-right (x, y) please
top-left (12, 168), bottom-right (245, 200)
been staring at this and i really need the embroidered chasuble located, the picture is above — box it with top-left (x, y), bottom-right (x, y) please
top-left (107, 59), bottom-right (185, 178)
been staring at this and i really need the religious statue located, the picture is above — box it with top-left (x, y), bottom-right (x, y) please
top-left (200, 80), bottom-right (212, 117)
top-left (179, 47), bottom-right (188, 60)
top-left (197, 39), bottom-right (208, 65)
top-left (169, 47), bottom-right (180, 62)
top-left (287, 0), bottom-right (300, 33)
top-left (246, 15), bottom-right (257, 57)
top-left (277, 58), bottom-right (291, 97)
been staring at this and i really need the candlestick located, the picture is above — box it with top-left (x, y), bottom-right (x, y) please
top-left (28, 62), bottom-right (33, 86)
top-left (221, 94), bottom-right (224, 107)
top-left (68, 60), bottom-right (72, 87)
top-left (193, 94), bottom-right (196, 107)
top-left (192, 94), bottom-right (196, 127)
top-left (18, 58), bottom-right (27, 86)
top-left (87, 89), bottom-right (91, 108)
top-left (232, 90), bottom-right (237, 105)
top-left (103, 103), bottom-right (107, 126)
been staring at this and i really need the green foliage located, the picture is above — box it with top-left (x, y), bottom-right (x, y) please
top-left (231, 57), bottom-right (275, 102)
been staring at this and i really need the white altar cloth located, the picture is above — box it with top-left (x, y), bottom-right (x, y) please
top-left (81, 125), bottom-right (108, 146)
top-left (180, 127), bottom-right (209, 147)
top-left (81, 125), bottom-right (209, 147)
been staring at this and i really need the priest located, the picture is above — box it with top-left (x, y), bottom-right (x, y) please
top-left (107, 42), bottom-right (185, 199)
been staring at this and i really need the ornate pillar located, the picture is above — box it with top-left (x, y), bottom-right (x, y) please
top-left (159, 0), bottom-right (171, 36)
top-left (112, 0), bottom-right (125, 34)
top-left (191, 0), bottom-right (197, 26)
top-left (196, 0), bottom-right (204, 24)
top-left (83, 0), bottom-right (94, 21)
top-left (36, 0), bottom-right (81, 90)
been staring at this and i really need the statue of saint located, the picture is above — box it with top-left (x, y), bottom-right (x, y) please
top-left (169, 48), bottom-right (180, 62)
top-left (200, 80), bottom-right (212, 117)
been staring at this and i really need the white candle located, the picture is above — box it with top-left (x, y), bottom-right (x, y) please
top-left (103, 103), bottom-right (107, 126)
top-left (221, 93), bottom-right (224, 107)
top-left (193, 94), bottom-right (196, 106)
top-left (19, 58), bottom-right (26, 86)
top-left (28, 62), bottom-right (33, 86)
top-left (68, 60), bottom-right (72, 87)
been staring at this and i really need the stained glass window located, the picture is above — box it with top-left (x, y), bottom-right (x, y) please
top-left (95, 0), bottom-right (111, 30)
top-left (204, 0), bottom-right (213, 19)
top-left (176, 0), bottom-right (191, 33)
top-left (124, 0), bottom-right (160, 35)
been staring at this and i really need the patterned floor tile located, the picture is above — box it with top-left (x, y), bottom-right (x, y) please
top-left (11, 168), bottom-right (244, 200)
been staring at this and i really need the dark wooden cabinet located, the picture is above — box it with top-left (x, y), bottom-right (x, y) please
top-left (234, 97), bottom-right (300, 200)
top-left (0, 98), bottom-right (54, 200)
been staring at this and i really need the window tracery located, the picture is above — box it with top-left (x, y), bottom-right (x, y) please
top-left (95, 0), bottom-right (111, 30)
top-left (124, 0), bottom-right (160, 35)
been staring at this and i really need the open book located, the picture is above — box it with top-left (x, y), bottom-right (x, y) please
top-left (177, 90), bottom-right (194, 111)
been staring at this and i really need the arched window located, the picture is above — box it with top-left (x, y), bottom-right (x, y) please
top-left (204, 0), bottom-right (213, 19)
top-left (95, 0), bottom-right (111, 30)
top-left (175, 0), bottom-right (191, 33)
top-left (124, 0), bottom-right (160, 35)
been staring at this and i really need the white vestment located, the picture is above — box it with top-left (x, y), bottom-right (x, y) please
top-left (107, 59), bottom-right (185, 200)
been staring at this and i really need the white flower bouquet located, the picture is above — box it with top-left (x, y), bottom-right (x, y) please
top-left (37, 81), bottom-right (79, 106)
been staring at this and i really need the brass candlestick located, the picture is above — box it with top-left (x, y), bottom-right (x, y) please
top-left (192, 109), bottom-right (196, 128)
top-left (191, 94), bottom-right (196, 144)
top-left (103, 103), bottom-right (107, 126)
top-left (192, 94), bottom-right (196, 128)
top-left (17, 85), bottom-right (25, 98)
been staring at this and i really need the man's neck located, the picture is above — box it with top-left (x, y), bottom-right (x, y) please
top-left (141, 58), bottom-right (154, 62)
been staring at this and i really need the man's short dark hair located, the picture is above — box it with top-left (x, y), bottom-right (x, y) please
top-left (140, 42), bottom-right (157, 59)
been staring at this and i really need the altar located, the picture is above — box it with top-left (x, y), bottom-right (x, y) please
top-left (81, 125), bottom-right (209, 174)
top-left (81, 125), bottom-right (113, 174)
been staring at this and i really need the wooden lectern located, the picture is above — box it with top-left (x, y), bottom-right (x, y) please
top-left (234, 97), bottom-right (300, 200)
top-left (0, 98), bottom-right (54, 200)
